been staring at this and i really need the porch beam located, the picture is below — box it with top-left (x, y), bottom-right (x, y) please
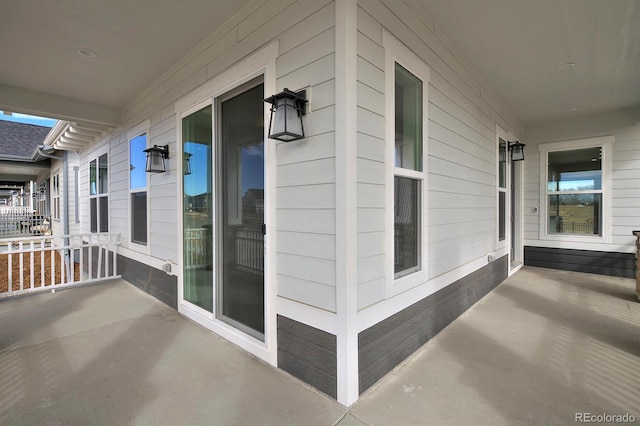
top-left (0, 83), bottom-right (121, 127)
top-left (0, 160), bottom-right (50, 169)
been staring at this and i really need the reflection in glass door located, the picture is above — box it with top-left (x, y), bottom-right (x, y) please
top-left (217, 78), bottom-right (265, 340)
top-left (182, 105), bottom-right (214, 313)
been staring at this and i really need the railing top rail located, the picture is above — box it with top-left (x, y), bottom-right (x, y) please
top-left (0, 232), bottom-right (122, 244)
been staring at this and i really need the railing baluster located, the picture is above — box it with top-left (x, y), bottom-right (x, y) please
top-left (112, 236), bottom-right (117, 278)
top-left (8, 243), bottom-right (13, 293)
top-left (70, 244), bottom-right (76, 283)
top-left (50, 245), bottom-right (55, 286)
top-left (29, 241), bottom-right (34, 289)
top-left (40, 239), bottom-right (45, 288)
top-left (89, 235), bottom-right (93, 280)
top-left (19, 241), bottom-right (24, 291)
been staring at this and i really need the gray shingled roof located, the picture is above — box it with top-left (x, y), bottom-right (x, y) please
top-left (0, 120), bottom-right (51, 160)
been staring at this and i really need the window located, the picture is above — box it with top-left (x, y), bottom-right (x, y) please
top-left (129, 125), bottom-right (149, 246)
top-left (52, 173), bottom-right (60, 220)
top-left (384, 31), bottom-right (429, 290)
top-left (539, 136), bottom-right (612, 242)
top-left (498, 139), bottom-right (507, 242)
top-left (35, 180), bottom-right (48, 216)
top-left (394, 63), bottom-right (423, 278)
top-left (89, 153), bottom-right (109, 232)
top-left (547, 147), bottom-right (602, 235)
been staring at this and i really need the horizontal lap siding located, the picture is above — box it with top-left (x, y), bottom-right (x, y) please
top-left (524, 111), bottom-right (640, 256)
top-left (356, 5), bottom-right (386, 311)
top-left (110, 0), bottom-right (342, 311)
top-left (73, 1), bottom-right (338, 315)
top-left (274, 2), bottom-right (337, 313)
top-left (356, 0), bottom-right (521, 310)
top-left (358, 255), bottom-right (508, 393)
top-left (109, 134), bottom-right (128, 241)
top-left (277, 315), bottom-right (337, 398)
top-left (524, 247), bottom-right (635, 278)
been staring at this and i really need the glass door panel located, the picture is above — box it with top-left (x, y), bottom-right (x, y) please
top-left (218, 79), bottom-right (265, 339)
top-left (182, 105), bottom-right (214, 312)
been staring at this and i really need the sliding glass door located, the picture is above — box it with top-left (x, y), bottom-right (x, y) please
top-left (217, 78), bottom-right (265, 339)
top-left (181, 76), bottom-right (265, 341)
top-left (182, 105), bottom-right (214, 312)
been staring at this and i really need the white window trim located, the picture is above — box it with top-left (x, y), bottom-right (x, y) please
top-left (383, 31), bottom-right (430, 298)
top-left (88, 145), bottom-right (110, 233)
top-left (538, 136), bottom-right (613, 244)
top-left (175, 41), bottom-right (278, 366)
top-left (127, 120), bottom-right (151, 254)
top-left (495, 125), bottom-right (516, 254)
top-left (51, 170), bottom-right (61, 222)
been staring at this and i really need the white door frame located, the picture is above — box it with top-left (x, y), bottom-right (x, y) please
top-left (175, 42), bottom-right (278, 366)
top-left (496, 125), bottom-right (523, 274)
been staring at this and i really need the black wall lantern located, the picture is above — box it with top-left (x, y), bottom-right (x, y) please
top-left (143, 145), bottom-right (169, 173)
top-left (509, 141), bottom-right (526, 161)
top-left (264, 88), bottom-right (308, 142)
top-left (183, 152), bottom-right (192, 176)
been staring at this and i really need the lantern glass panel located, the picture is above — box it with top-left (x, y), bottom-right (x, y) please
top-left (284, 98), bottom-right (302, 137)
top-left (271, 98), bottom-right (286, 137)
top-left (511, 144), bottom-right (525, 161)
top-left (146, 151), bottom-right (165, 172)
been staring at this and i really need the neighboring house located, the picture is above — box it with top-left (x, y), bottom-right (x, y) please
top-left (0, 120), bottom-right (86, 238)
top-left (1, 0), bottom-right (638, 407)
top-left (0, 120), bottom-right (51, 208)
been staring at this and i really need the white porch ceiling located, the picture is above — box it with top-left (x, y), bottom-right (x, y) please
top-left (413, 0), bottom-right (640, 125)
top-left (0, 1), bottom-right (638, 127)
top-left (0, 0), bottom-right (254, 125)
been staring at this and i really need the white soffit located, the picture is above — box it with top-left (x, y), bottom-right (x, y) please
top-left (412, 0), bottom-right (640, 124)
top-left (0, 0), bottom-right (254, 108)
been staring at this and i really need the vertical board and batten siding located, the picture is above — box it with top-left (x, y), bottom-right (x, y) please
top-left (523, 108), bottom-right (640, 276)
top-left (356, 0), bottom-right (521, 311)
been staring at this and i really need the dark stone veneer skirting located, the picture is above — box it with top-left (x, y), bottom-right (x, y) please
top-left (117, 255), bottom-right (178, 309)
top-left (358, 255), bottom-right (508, 394)
top-left (524, 246), bottom-right (635, 278)
top-left (277, 315), bottom-right (337, 399)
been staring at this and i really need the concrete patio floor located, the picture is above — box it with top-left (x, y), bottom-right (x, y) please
top-left (0, 266), bottom-right (638, 425)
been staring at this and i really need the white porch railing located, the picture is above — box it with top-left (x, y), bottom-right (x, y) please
top-left (0, 206), bottom-right (32, 214)
top-left (183, 227), bottom-right (263, 272)
top-left (0, 233), bottom-right (121, 298)
top-left (184, 228), bottom-right (210, 269)
top-left (234, 228), bottom-right (264, 272)
top-left (0, 207), bottom-right (50, 238)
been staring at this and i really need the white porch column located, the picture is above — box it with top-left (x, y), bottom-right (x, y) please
top-left (335, 0), bottom-right (359, 406)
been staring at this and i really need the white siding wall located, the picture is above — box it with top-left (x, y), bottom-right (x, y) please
top-left (276, 2), bottom-right (337, 312)
top-left (46, 153), bottom-right (81, 237)
top-left (356, 0), bottom-right (522, 310)
top-left (77, 0), bottom-right (337, 311)
top-left (79, 136), bottom-right (115, 236)
top-left (66, 152), bottom-right (81, 235)
top-left (523, 107), bottom-right (640, 253)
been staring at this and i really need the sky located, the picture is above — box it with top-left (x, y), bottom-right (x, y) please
top-left (0, 111), bottom-right (57, 127)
